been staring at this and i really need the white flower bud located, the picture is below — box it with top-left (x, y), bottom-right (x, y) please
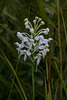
top-left (33, 20), bottom-right (36, 24)
top-left (24, 18), bottom-right (28, 22)
top-left (41, 21), bottom-right (45, 25)
top-left (39, 18), bottom-right (42, 21)
top-left (35, 16), bottom-right (39, 20)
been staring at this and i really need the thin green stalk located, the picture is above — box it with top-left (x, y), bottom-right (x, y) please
top-left (57, 0), bottom-right (62, 99)
top-left (60, 5), bottom-right (67, 42)
top-left (47, 55), bottom-right (51, 94)
top-left (32, 65), bottom-right (35, 100)
top-left (44, 73), bottom-right (49, 100)
top-left (54, 74), bottom-right (60, 100)
top-left (54, 61), bottom-right (67, 96)
top-left (44, 72), bottom-right (47, 100)
top-left (45, 56), bottom-right (51, 100)
top-left (45, 58), bottom-right (49, 100)
top-left (8, 59), bottom-right (20, 100)
top-left (0, 49), bottom-right (28, 100)
top-left (11, 78), bottom-right (24, 100)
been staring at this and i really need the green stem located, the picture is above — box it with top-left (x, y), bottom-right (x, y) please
top-left (32, 65), bottom-right (35, 100)
top-left (60, 5), bottom-right (67, 42)
top-left (11, 78), bottom-right (24, 100)
top-left (8, 59), bottom-right (19, 100)
top-left (57, 0), bottom-right (62, 99)
top-left (0, 49), bottom-right (27, 100)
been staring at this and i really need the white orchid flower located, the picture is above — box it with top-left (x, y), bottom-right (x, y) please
top-left (27, 39), bottom-right (35, 50)
top-left (17, 32), bottom-right (22, 39)
top-left (24, 50), bottom-right (31, 61)
top-left (30, 28), bottom-right (34, 33)
top-left (38, 45), bottom-right (45, 49)
top-left (45, 44), bottom-right (49, 47)
top-left (35, 35), bottom-right (44, 41)
top-left (42, 48), bottom-right (49, 58)
top-left (16, 48), bottom-right (21, 54)
top-left (34, 54), bottom-right (42, 66)
top-left (15, 16), bottom-right (53, 69)
top-left (48, 38), bottom-right (53, 41)
top-left (19, 50), bottom-right (31, 61)
top-left (25, 25), bottom-right (30, 29)
top-left (41, 39), bottom-right (49, 44)
top-left (15, 42), bottom-right (23, 53)
top-left (15, 42), bottom-right (20, 47)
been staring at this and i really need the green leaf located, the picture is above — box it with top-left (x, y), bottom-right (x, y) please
top-left (62, 0), bottom-right (67, 10)
top-left (43, 2), bottom-right (57, 14)
top-left (11, 79), bottom-right (24, 100)
top-left (54, 75), bottom-right (60, 100)
top-left (60, 5), bottom-right (67, 42)
top-left (3, 7), bottom-right (17, 21)
top-left (34, 0), bottom-right (57, 29)
top-left (0, 48), bottom-right (28, 100)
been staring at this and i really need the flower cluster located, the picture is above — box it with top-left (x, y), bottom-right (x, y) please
top-left (15, 16), bottom-right (52, 67)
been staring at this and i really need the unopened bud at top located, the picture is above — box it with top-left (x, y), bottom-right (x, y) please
top-left (24, 18), bottom-right (28, 22)
top-left (39, 18), bottom-right (42, 21)
top-left (33, 20), bottom-right (36, 24)
top-left (35, 16), bottom-right (39, 20)
top-left (41, 21), bottom-right (45, 25)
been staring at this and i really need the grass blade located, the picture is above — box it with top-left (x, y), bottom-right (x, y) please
top-left (0, 48), bottom-right (28, 100)
top-left (54, 61), bottom-right (67, 96)
top-left (11, 78), bottom-right (24, 100)
top-left (60, 5), bottom-right (67, 42)
top-left (54, 75), bottom-right (60, 100)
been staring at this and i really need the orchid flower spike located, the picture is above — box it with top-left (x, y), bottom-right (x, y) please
top-left (15, 16), bottom-right (53, 71)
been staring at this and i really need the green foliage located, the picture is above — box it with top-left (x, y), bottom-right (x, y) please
top-left (0, 0), bottom-right (67, 100)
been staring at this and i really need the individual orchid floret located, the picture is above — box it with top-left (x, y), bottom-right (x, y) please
top-left (38, 45), bottom-right (45, 50)
top-left (15, 42), bottom-right (24, 49)
top-left (35, 35), bottom-right (44, 41)
top-left (34, 53), bottom-right (42, 66)
top-left (27, 39), bottom-right (34, 50)
top-left (38, 28), bottom-right (49, 35)
top-left (17, 32), bottom-right (22, 39)
top-left (25, 25), bottom-right (30, 29)
top-left (48, 38), bottom-right (53, 41)
top-left (45, 44), bottom-right (49, 47)
top-left (24, 21), bottom-right (28, 25)
top-left (30, 28), bottom-right (34, 33)
top-left (15, 42), bottom-right (20, 47)
top-left (18, 50), bottom-right (31, 60)
top-left (46, 28), bottom-right (49, 32)
top-left (42, 48), bottom-right (49, 58)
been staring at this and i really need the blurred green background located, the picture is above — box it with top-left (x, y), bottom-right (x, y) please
top-left (0, 0), bottom-right (67, 100)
